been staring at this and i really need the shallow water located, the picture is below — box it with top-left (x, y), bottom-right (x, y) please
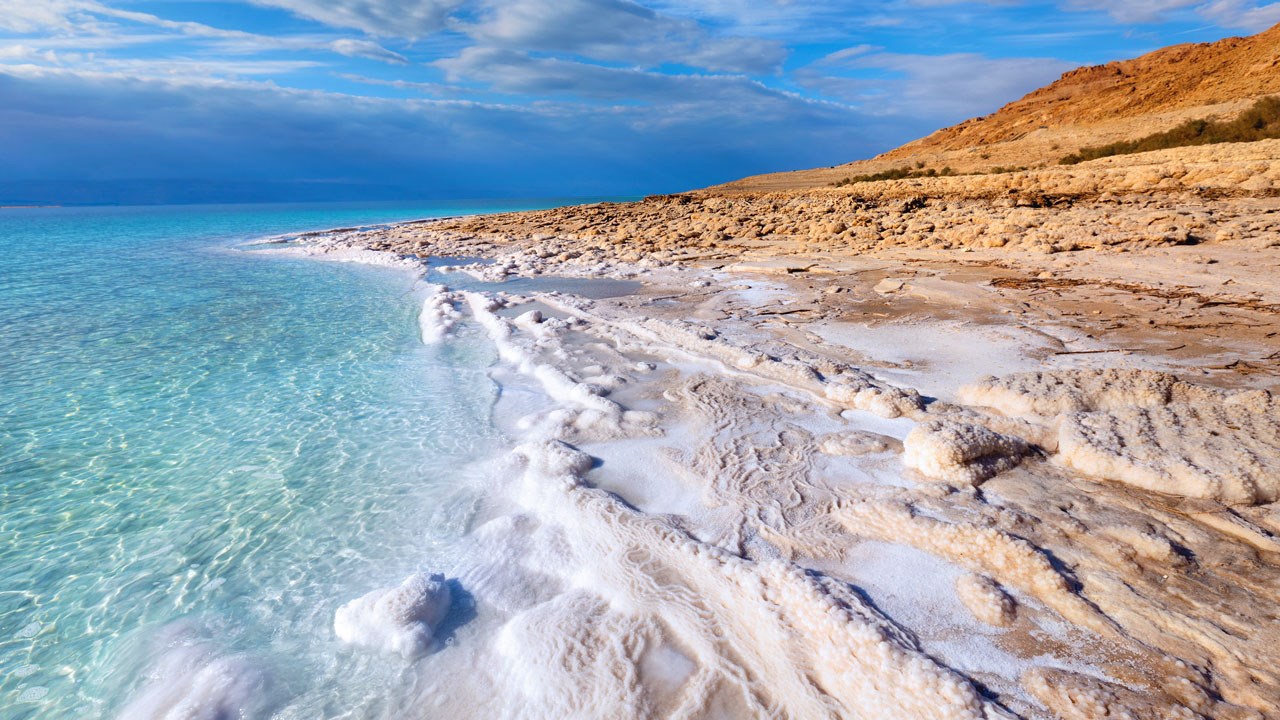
top-left (0, 201), bottom-right (588, 717)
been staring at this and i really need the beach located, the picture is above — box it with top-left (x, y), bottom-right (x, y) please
top-left (8, 4), bottom-right (1280, 718)
top-left (281, 177), bottom-right (1280, 719)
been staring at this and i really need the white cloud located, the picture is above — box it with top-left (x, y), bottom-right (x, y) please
top-left (462, 0), bottom-right (787, 73)
top-left (0, 0), bottom-right (83, 33)
top-left (1065, 0), bottom-right (1200, 23)
top-left (798, 50), bottom-right (1076, 120)
top-left (328, 38), bottom-right (407, 63)
top-left (1199, 0), bottom-right (1280, 29)
top-left (0, 1), bottom-right (411, 66)
top-left (1066, 0), bottom-right (1280, 26)
top-left (434, 46), bottom-right (798, 104)
top-left (247, 0), bottom-right (465, 38)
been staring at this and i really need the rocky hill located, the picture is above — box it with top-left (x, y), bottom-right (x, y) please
top-left (720, 23), bottom-right (1280, 192)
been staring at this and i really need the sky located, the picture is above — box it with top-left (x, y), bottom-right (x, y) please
top-left (1, 1), bottom-right (1278, 203)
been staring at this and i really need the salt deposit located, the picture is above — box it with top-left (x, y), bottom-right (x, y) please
top-left (117, 629), bottom-right (273, 720)
top-left (265, 219), bottom-right (1280, 719)
top-left (418, 284), bottom-right (462, 343)
top-left (333, 572), bottom-right (453, 659)
top-left (961, 369), bottom-right (1280, 504)
top-left (955, 574), bottom-right (1017, 627)
top-left (903, 420), bottom-right (1033, 485)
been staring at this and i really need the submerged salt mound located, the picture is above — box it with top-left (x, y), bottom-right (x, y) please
top-left (334, 572), bottom-right (453, 659)
top-left (904, 420), bottom-right (1033, 486)
top-left (959, 370), bottom-right (1280, 505)
top-left (117, 628), bottom-right (273, 720)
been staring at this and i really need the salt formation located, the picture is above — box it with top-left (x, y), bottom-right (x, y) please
top-left (462, 291), bottom-right (659, 440)
top-left (117, 628), bottom-right (272, 720)
top-left (955, 574), bottom-right (1017, 627)
top-left (333, 572), bottom-right (452, 659)
top-left (271, 230), bottom-right (425, 269)
top-left (819, 430), bottom-right (896, 456)
top-left (960, 369), bottom-right (1209, 416)
top-left (536, 294), bottom-right (926, 420)
top-left (419, 284), bottom-right (462, 343)
top-left (489, 439), bottom-right (1008, 720)
top-left (1023, 667), bottom-right (1203, 720)
top-left (288, 172), bottom-right (1280, 720)
top-left (961, 370), bottom-right (1280, 504)
top-left (903, 420), bottom-right (1032, 485)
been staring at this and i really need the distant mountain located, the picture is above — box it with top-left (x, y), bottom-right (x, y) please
top-left (720, 24), bottom-right (1280, 192)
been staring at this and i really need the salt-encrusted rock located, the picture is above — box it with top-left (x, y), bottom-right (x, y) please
top-left (956, 573), bottom-right (1017, 626)
top-left (904, 420), bottom-right (1033, 485)
top-left (1059, 398), bottom-right (1280, 505)
top-left (960, 370), bottom-right (1280, 504)
top-left (874, 278), bottom-right (906, 294)
top-left (334, 573), bottom-right (453, 659)
top-left (959, 369), bottom-right (1190, 416)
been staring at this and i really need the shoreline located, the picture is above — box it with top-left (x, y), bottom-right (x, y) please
top-left (284, 187), bottom-right (1280, 719)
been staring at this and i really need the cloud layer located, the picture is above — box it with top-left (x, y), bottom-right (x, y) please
top-left (0, 0), bottom-right (1275, 202)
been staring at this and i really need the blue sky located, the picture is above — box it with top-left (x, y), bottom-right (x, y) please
top-left (1, 1), bottom-right (1278, 203)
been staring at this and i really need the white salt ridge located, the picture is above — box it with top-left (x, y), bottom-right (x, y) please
top-left (956, 574), bottom-right (1017, 627)
top-left (904, 420), bottom-right (1033, 486)
top-left (252, 230), bottom-right (426, 272)
top-left (462, 291), bottom-right (659, 440)
top-left (419, 284), bottom-right (462, 343)
top-left (960, 369), bottom-right (1280, 504)
top-left (536, 294), bottom-right (925, 420)
top-left (333, 572), bottom-right (453, 659)
top-left (492, 439), bottom-right (1008, 719)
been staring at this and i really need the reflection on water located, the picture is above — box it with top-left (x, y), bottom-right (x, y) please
top-left (0, 203), bottom-right (557, 718)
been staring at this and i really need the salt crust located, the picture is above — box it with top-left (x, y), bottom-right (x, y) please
top-left (955, 574), bottom-right (1017, 627)
top-left (1024, 667), bottom-right (1203, 720)
top-left (462, 291), bottom-right (660, 441)
top-left (819, 430), bottom-right (896, 456)
top-left (960, 370), bottom-right (1280, 504)
top-left (536, 294), bottom-right (926, 420)
top-left (276, 236), bottom-right (1279, 716)
top-left (419, 284), bottom-right (462, 343)
top-left (268, 234), bottom-right (425, 270)
top-left (830, 500), bottom-right (1105, 636)
top-left (501, 439), bottom-right (1009, 719)
top-left (903, 420), bottom-right (1033, 486)
top-left (333, 572), bottom-right (453, 659)
top-left (449, 291), bottom-right (1009, 717)
top-left (287, 193), bottom-right (1280, 718)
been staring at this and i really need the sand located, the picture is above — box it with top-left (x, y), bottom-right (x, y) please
top-left (274, 172), bottom-right (1280, 720)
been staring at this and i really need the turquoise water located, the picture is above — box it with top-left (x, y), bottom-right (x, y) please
top-left (0, 201), bottom-right (570, 717)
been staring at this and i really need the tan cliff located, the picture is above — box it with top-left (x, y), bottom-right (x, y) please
top-left (718, 23), bottom-right (1280, 193)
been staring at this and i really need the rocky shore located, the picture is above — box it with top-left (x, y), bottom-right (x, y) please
top-left (289, 153), bottom-right (1280, 717)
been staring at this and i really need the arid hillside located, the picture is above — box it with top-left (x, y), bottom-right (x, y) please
top-left (721, 23), bottom-right (1280, 192)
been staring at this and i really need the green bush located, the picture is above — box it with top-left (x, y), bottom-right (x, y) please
top-left (1059, 95), bottom-right (1280, 165)
top-left (829, 164), bottom-right (1010, 187)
